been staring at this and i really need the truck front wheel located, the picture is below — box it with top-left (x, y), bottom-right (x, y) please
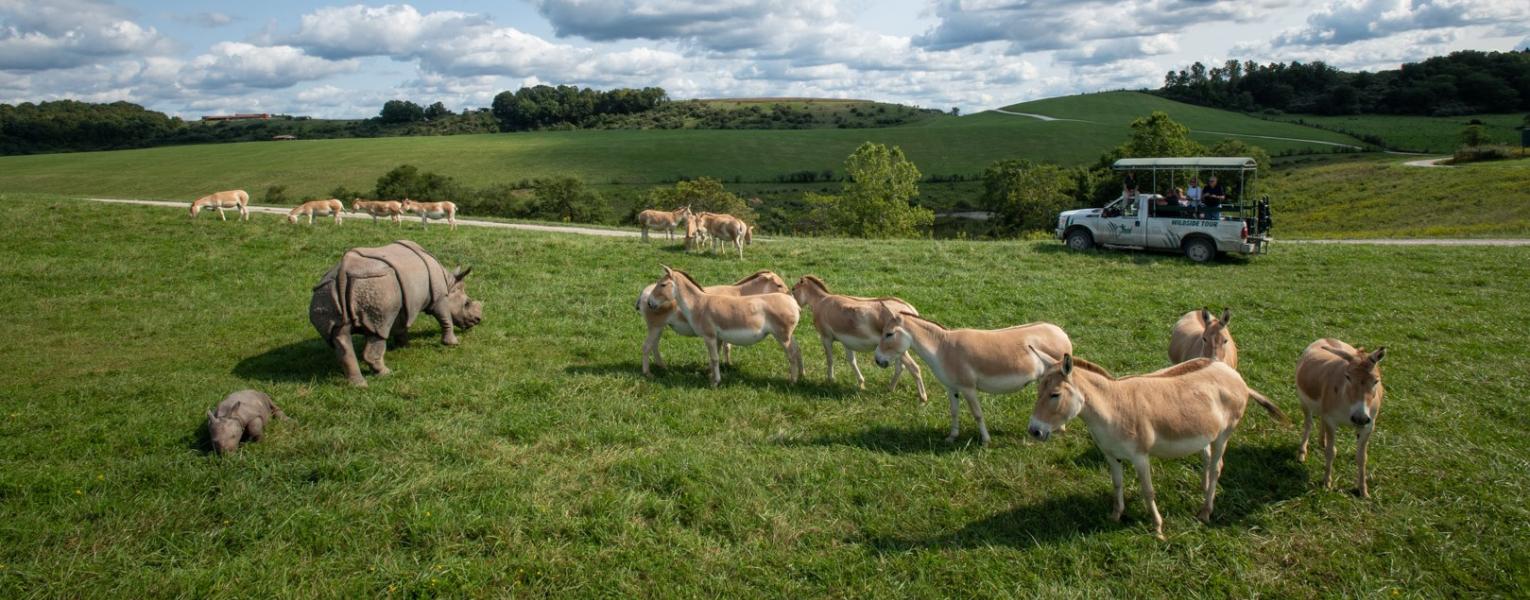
top-left (1065, 229), bottom-right (1094, 252)
top-left (1183, 237), bottom-right (1216, 263)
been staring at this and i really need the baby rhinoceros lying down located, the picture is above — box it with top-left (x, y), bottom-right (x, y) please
top-left (309, 240), bottom-right (483, 386)
top-left (206, 390), bottom-right (287, 454)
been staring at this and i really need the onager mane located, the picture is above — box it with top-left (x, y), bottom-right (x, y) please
top-left (733, 270), bottom-right (777, 285)
top-left (799, 274), bottom-right (831, 293)
top-left (1067, 356), bottom-right (1116, 379)
top-left (672, 269), bottom-right (705, 291)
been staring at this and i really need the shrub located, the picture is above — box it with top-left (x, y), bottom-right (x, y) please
top-left (264, 185), bottom-right (290, 205)
top-left (1452, 144), bottom-right (1515, 164)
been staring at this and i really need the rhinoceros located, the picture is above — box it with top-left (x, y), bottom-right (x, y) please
top-left (309, 240), bottom-right (483, 386)
top-left (207, 389), bottom-right (287, 454)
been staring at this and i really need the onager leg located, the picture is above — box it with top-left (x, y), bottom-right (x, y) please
top-left (1321, 423), bottom-right (1337, 489)
top-left (846, 350), bottom-right (867, 390)
top-left (448, 213), bottom-right (457, 231)
top-left (1107, 456), bottom-right (1126, 521)
top-left (1356, 424), bottom-right (1374, 498)
top-left (1298, 403), bottom-right (1314, 462)
top-left (896, 353), bottom-right (928, 403)
top-left (641, 325), bottom-right (665, 376)
top-left (1199, 433), bottom-right (1232, 523)
top-left (641, 224), bottom-right (649, 242)
top-left (1131, 456), bottom-right (1164, 539)
top-left (962, 389), bottom-right (991, 446)
top-left (705, 336), bottom-right (723, 387)
top-left (945, 390), bottom-right (962, 443)
top-left (821, 336), bottom-right (836, 382)
top-left (775, 331), bottom-right (802, 383)
top-left (217, 205), bottom-right (227, 221)
top-left (362, 335), bottom-right (391, 377)
top-left (239, 204), bottom-right (249, 221)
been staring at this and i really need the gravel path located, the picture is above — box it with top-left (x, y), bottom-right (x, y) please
top-left (1400, 156), bottom-right (1453, 167)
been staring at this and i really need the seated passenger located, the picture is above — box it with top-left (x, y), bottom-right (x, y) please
top-left (1186, 178), bottom-right (1203, 206)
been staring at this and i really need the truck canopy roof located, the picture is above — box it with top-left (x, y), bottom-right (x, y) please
top-left (1112, 157), bottom-right (1257, 171)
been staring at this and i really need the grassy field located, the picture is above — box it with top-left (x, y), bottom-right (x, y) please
top-left (1266, 112), bottom-right (1528, 153)
top-left (0, 92), bottom-right (1363, 202)
top-left (994, 92), bottom-right (1367, 149)
top-left (1262, 153), bottom-right (1530, 238)
top-left (1, 194), bottom-right (1526, 597)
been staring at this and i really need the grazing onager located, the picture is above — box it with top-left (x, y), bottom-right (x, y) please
top-left (352, 199), bottom-right (404, 225)
top-left (636, 270), bottom-right (787, 376)
top-left (637, 206), bottom-right (692, 242)
top-left (683, 214), bottom-right (709, 252)
top-left (206, 390), bottom-right (287, 454)
top-left (189, 189), bottom-right (250, 221)
top-left (791, 275), bottom-right (927, 403)
top-left (646, 266), bottom-right (802, 387)
top-left (309, 241), bottom-right (483, 386)
top-left (402, 199), bottom-right (458, 230)
top-left (287, 198), bottom-right (346, 225)
top-left (697, 212), bottom-right (752, 259)
top-left (873, 311), bottom-right (1071, 445)
top-left (1026, 351), bottom-right (1286, 538)
top-left (1169, 308), bottom-right (1239, 369)
top-left (1295, 339), bottom-right (1386, 498)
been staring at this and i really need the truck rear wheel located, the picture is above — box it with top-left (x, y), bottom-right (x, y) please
top-left (1065, 229), bottom-right (1094, 251)
top-left (1183, 238), bottom-right (1216, 263)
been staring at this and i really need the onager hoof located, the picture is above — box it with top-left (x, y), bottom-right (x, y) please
top-left (945, 433), bottom-right (959, 444)
top-left (1297, 450), bottom-right (1307, 462)
top-left (1109, 510), bottom-right (1123, 523)
top-left (1196, 508), bottom-right (1213, 523)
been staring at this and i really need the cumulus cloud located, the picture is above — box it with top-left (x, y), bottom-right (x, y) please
top-left (1271, 0), bottom-right (1530, 47)
top-left (1054, 34), bottom-right (1179, 66)
top-left (915, 0), bottom-right (1291, 55)
top-left (173, 12), bottom-right (236, 28)
top-left (0, 0), bottom-right (170, 71)
top-left (179, 42), bottom-right (357, 91)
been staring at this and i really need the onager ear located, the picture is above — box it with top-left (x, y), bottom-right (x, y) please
top-left (1028, 345), bottom-right (1058, 371)
top-left (1061, 353), bottom-right (1074, 377)
top-left (1368, 346), bottom-right (1387, 364)
top-left (1200, 307), bottom-right (1213, 326)
top-left (1220, 308), bottom-right (1231, 326)
top-left (660, 264), bottom-right (673, 276)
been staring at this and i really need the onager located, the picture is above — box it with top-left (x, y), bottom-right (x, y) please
top-left (697, 212), bottom-right (752, 259)
top-left (287, 198), bottom-right (346, 225)
top-left (402, 199), bottom-right (458, 230)
top-left (352, 199), bottom-right (404, 225)
top-left (1295, 339), bottom-right (1386, 498)
top-left (637, 206), bottom-right (692, 242)
top-left (683, 214), bottom-right (710, 252)
top-left (189, 189), bottom-right (250, 221)
top-left (646, 266), bottom-right (802, 387)
top-left (1026, 351), bottom-right (1286, 538)
top-left (309, 241), bottom-right (483, 386)
top-left (873, 311), bottom-right (1071, 445)
top-left (790, 275), bottom-right (927, 403)
top-left (206, 389), bottom-right (287, 454)
top-left (636, 270), bottom-right (787, 376)
top-left (1169, 308), bottom-right (1238, 369)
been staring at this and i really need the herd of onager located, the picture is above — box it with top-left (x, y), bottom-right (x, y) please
top-left (190, 188), bottom-right (1387, 539)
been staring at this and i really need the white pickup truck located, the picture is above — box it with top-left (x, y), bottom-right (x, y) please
top-left (1056, 157), bottom-right (1272, 262)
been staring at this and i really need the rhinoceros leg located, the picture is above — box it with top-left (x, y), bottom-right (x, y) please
top-left (433, 308), bottom-right (459, 346)
top-left (390, 318), bottom-right (410, 348)
top-left (362, 335), bottom-right (392, 377)
top-left (246, 416), bottom-right (266, 442)
top-left (331, 328), bottom-right (367, 387)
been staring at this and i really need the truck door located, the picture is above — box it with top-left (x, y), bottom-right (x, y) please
top-left (1100, 195), bottom-right (1148, 247)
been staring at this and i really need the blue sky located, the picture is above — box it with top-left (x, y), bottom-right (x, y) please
top-left (2, 0), bottom-right (1526, 118)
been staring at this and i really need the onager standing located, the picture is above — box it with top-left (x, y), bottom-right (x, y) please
top-left (698, 212), bottom-right (752, 259)
top-left (1295, 339), bottom-right (1386, 498)
top-left (402, 199), bottom-right (458, 230)
top-left (636, 270), bottom-right (788, 376)
top-left (1169, 308), bottom-right (1239, 368)
top-left (352, 199), bottom-right (404, 226)
top-left (1026, 351), bottom-right (1286, 538)
top-left (683, 214), bottom-right (710, 252)
top-left (873, 311), bottom-right (1071, 445)
top-left (637, 206), bottom-right (692, 242)
top-left (791, 276), bottom-right (927, 403)
top-left (287, 198), bottom-right (346, 225)
top-left (189, 190), bottom-right (250, 221)
top-left (646, 266), bottom-right (802, 387)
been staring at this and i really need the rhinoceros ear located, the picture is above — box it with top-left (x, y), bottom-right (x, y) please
top-left (454, 265), bottom-right (472, 281)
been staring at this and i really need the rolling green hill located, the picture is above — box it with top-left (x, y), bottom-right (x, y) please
top-left (1264, 112), bottom-right (1527, 153)
top-left (0, 92), bottom-right (1364, 202)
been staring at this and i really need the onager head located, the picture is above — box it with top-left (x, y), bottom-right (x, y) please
top-left (647, 266), bottom-right (694, 311)
top-left (789, 275), bottom-right (829, 307)
top-left (873, 309), bottom-right (914, 368)
top-left (206, 412), bottom-right (242, 454)
top-left (1326, 345), bottom-right (1386, 427)
top-left (740, 271), bottom-right (787, 295)
top-left (1197, 307), bottom-right (1234, 363)
top-left (1026, 347), bottom-right (1087, 442)
top-left (443, 266), bottom-right (483, 330)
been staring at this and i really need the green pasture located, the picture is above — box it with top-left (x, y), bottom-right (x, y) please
top-left (0, 194), bottom-right (1525, 597)
top-left (0, 92), bottom-right (1363, 203)
top-left (1266, 112), bottom-right (1528, 153)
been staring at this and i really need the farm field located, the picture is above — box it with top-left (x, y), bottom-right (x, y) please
top-left (1261, 154), bottom-right (1530, 238)
top-left (1265, 112), bottom-right (1528, 153)
top-left (1, 194), bottom-right (1526, 597)
top-left (0, 92), bottom-right (1364, 203)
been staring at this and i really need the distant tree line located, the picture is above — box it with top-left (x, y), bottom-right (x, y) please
top-left (1159, 49), bottom-right (1530, 116)
top-left (490, 85), bottom-right (668, 131)
top-left (0, 100), bottom-right (184, 154)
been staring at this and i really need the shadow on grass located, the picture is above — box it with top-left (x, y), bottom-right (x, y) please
top-left (1207, 443), bottom-right (1307, 524)
top-left (563, 361), bottom-right (858, 399)
top-left (866, 492), bottom-right (1111, 551)
top-left (232, 338), bottom-right (337, 383)
top-left (183, 418), bottom-right (214, 454)
top-left (779, 424), bottom-right (973, 455)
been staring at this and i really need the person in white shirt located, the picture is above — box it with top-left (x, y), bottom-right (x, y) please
top-left (1186, 178), bottom-right (1203, 206)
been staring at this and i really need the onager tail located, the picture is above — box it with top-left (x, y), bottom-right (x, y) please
top-left (1248, 389), bottom-right (1288, 423)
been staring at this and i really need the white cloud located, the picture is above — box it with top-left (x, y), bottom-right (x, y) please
top-left (1271, 0), bottom-right (1530, 47)
top-left (0, 0), bottom-right (169, 71)
top-left (1055, 34), bottom-right (1180, 66)
top-left (179, 42), bottom-right (357, 91)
